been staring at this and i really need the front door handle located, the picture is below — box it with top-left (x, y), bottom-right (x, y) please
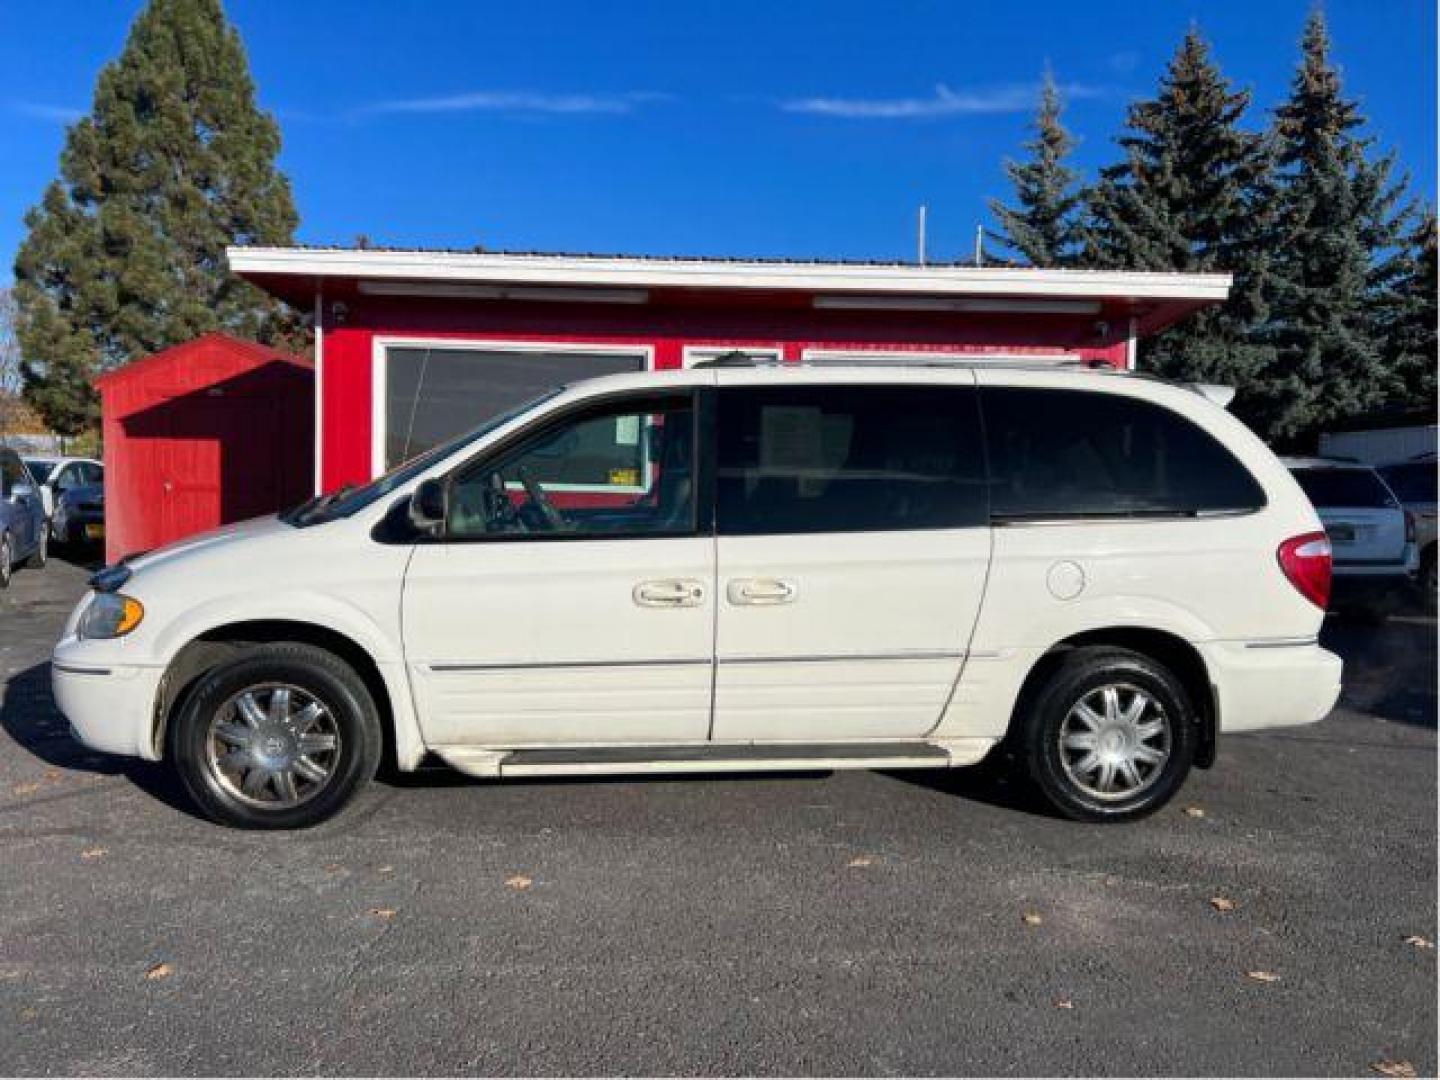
top-left (633, 579), bottom-right (706, 608)
top-left (726, 578), bottom-right (798, 606)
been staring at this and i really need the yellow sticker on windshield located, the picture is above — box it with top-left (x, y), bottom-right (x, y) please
top-left (609, 468), bottom-right (639, 486)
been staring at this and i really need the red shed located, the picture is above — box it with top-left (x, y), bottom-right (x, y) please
top-left (96, 332), bottom-right (313, 562)
top-left (227, 247), bottom-right (1232, 495)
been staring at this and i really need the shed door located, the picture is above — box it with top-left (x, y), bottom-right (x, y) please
top-left (153, 398), bottom-right (281, 540)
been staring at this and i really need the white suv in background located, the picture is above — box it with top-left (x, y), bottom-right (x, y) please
top-left (1284, 457), bottom-right (1418, 620)
top-left (53, 362), bottom-right (1342, 829)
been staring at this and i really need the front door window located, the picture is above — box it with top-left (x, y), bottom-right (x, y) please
top-left (447, 394), bottom-right (696, 538)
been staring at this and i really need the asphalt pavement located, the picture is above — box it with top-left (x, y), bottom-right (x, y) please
top-left (0, 554), bottom-right (1434, 1076)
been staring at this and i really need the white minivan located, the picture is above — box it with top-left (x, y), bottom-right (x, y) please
top-left (53, 362), bottom-right (1342, 828)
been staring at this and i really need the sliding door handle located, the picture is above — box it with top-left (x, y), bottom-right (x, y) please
top-left (726, 578), bottom-right (797, 606)
top-left (634, 579), bottom-right (706, 608)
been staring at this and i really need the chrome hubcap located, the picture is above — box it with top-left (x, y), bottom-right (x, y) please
top-left (1058, 683), bottom-right (1171, 801)
top-left (205, 684), bottom-right (341, 808)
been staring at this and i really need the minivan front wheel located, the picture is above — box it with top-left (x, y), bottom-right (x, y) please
top-left (169, 643), bottom-right (382, 829)
top-left (1022, 647), bottom-right (1196, 823)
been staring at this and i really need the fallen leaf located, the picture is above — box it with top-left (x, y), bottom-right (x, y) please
top-left (505, 874), bottom-right (533, 891)
top-left (1054, 998), bottom-right (1074, 1010)
top-left (846, 856), bottom-right (873, 869)
top-left (144, 962), bottom-right (172, 981)
top-left (1210, 896), bottom-right (1236, 912)
top-left (1022, 912), bottom-right (1043, 926)
top-left (1183, 805), bottom-right (1206, 819)
top-left (1402, 935), bottom-right (1433, 950)
top-left (378, 865), bottom-right (394, 874)
top-left (1245, 969), bottom-right (1280, 983)
top-left (368, 907), bottom-right (397, 920)
top-left (13, 783), bottom-right (39, 796)
top-left (20, 1007), bottom-right (37, 1021)
top-left (1371, 1061), bottom-right (1416, 1078)
top-left (323, 863), bottom-right (343, 875)
top-left (80, 847), bottom-right (107, 861)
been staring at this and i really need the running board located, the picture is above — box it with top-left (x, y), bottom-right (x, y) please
top-left (432, 740), bottom-right (994, 779)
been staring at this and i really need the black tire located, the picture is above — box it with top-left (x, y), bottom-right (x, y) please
top-left (26, 527), bottom-right (47, 569)
top-left (168, 642), bottom-right (383, 829)
top-left (1021, 647), bottom-right (1197, 823)
top-left (0, 533), bottom-right (12, 589)
top-left (1420, 547), bottom-right (1436, 614)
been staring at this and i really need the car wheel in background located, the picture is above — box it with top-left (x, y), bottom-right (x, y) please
top-left (27, 528), bottom-right (47, 569)
top-left (1421, 548), bottom-right (1436, 614)
top-left (0, 534), bottom-right (11, 589)
top-left (168, 643), bottom-right (383, 830)
top-left (1022, 647), bottom-right (1197, 823)
top-left (50, 512), bottom-right (68, 546)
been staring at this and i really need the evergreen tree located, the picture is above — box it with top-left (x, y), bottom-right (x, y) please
top-left (1252, 10), bottom-right (1417, 442)
top-left (1081, 29), bottom-right (1275, 412)
top-left (1378, 207), bottom-right (1438, 413)
top-left (988, 70), bottom-right (1084, 267)
top-left (12, 0), bottom-right (300, 435)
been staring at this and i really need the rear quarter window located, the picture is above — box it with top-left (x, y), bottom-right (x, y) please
top-left (982, 387), bottom-right (1267, 518)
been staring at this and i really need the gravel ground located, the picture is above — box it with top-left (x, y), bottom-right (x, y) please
top-left (0, 554), bottom-right (1434, 1076)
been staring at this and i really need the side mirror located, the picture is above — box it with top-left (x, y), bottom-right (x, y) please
top-left (408, 478), bottom-right (447, 536)
top-left (9, 482), bottom-right (34, 503)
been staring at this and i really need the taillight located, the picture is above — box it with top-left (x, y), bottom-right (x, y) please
top-left (1277, 531), bottom-right (1332, 610)
top-left (1405, 511), bottom-right (1416, 544)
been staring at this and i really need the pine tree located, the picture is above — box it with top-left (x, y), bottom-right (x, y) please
top-left (988, 71), bottom-right (1084, 267)
top-left (1378, 207), bottom-right (1438, 413)
top-left (1080, 29), bottom-right (1275, 412)
top-left (1251, 10), bottom-right (1417, 443)
top-left (12, 0), bottom-right (300, 435)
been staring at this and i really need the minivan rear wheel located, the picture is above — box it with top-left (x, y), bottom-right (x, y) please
top-left (169, 643), bottom-right (382, 829)
top-left (1022, 647), bottom-right (1197, 823)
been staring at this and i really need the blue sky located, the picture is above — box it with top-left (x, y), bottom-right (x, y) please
top-left (0, 0), bottom-right (1434, 278)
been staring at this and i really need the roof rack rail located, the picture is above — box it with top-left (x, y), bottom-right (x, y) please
top-left (690, 352), bottom-right (1115, 372)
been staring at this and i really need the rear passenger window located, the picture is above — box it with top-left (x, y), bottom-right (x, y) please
top-left (716, 385), bottom-right (987, 535)
top-left (983, 388), bottom-right (1266, 518)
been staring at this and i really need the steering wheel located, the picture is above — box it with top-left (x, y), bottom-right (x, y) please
top-left (517, 467), bottom-right (566, 531)
top-left (481, 472), bottom-right (525, 532)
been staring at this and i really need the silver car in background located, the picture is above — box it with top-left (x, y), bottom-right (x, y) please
top-left (1285, 456), bottom-right (1417, 620)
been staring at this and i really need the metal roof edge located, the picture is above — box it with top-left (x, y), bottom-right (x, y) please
top-left (226, 246), bottom-right (1234, 302)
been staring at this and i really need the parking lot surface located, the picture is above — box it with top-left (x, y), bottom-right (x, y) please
top-left (1, 556), bottom-right (1435, 1076)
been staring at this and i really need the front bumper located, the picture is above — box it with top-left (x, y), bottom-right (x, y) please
top-left (1199, 640), bottom-right (1343, 734)
top-left (52, 660), bottom-right (163, 761)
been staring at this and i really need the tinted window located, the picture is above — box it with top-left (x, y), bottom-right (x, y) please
top-left (983, 388), bottom-right (1266, 518)
top-left (716, 385), bottom-right (987, 535)
top-left (1378, 462), bottom-right (1436, 504)
top-left (22, 460), bottom-right (53, 484)
top-left (1292, 467), bottom-right (1397, 509)
top-left (0, 452), bottom-right (22, 496)
top-left (449, 393), bottom-right (695, 539)
top-left (385, 346), bottom-right (645, 469)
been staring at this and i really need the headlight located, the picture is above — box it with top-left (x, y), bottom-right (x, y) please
top-left (78, 592), bottom-right (144, 639)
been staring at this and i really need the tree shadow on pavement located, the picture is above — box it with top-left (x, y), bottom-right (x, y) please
top-left (0, 660), bottom-right (203, 819)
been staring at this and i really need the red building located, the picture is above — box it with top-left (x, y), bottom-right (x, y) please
top-left (228, 247), bottom-right (1231, 495)
top-left (97, 332), bottom-right (312, 562)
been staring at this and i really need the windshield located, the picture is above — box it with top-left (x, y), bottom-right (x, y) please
top-left (285, 390), bottom-right (562, 526)
top-left (23, 460), bottom-right (54, 484)
top-left (1292, 467), bottom-right (1398, 509)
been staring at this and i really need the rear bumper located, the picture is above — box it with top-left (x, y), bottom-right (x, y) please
top-left (52, 660), bottom-right (163, 761)
top-left (1200, 641), bottom-right (1342, 733)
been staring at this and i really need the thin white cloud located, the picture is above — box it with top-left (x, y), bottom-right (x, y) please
top-left (9, 101), bottom-right (83, 123)
top-left (355, 90), bottom-right (668, 118)
top-left (782, 81), bottom-right (1110, 119)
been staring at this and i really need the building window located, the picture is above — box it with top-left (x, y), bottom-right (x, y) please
top-left (380, 342), bottom-right (649, 471)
